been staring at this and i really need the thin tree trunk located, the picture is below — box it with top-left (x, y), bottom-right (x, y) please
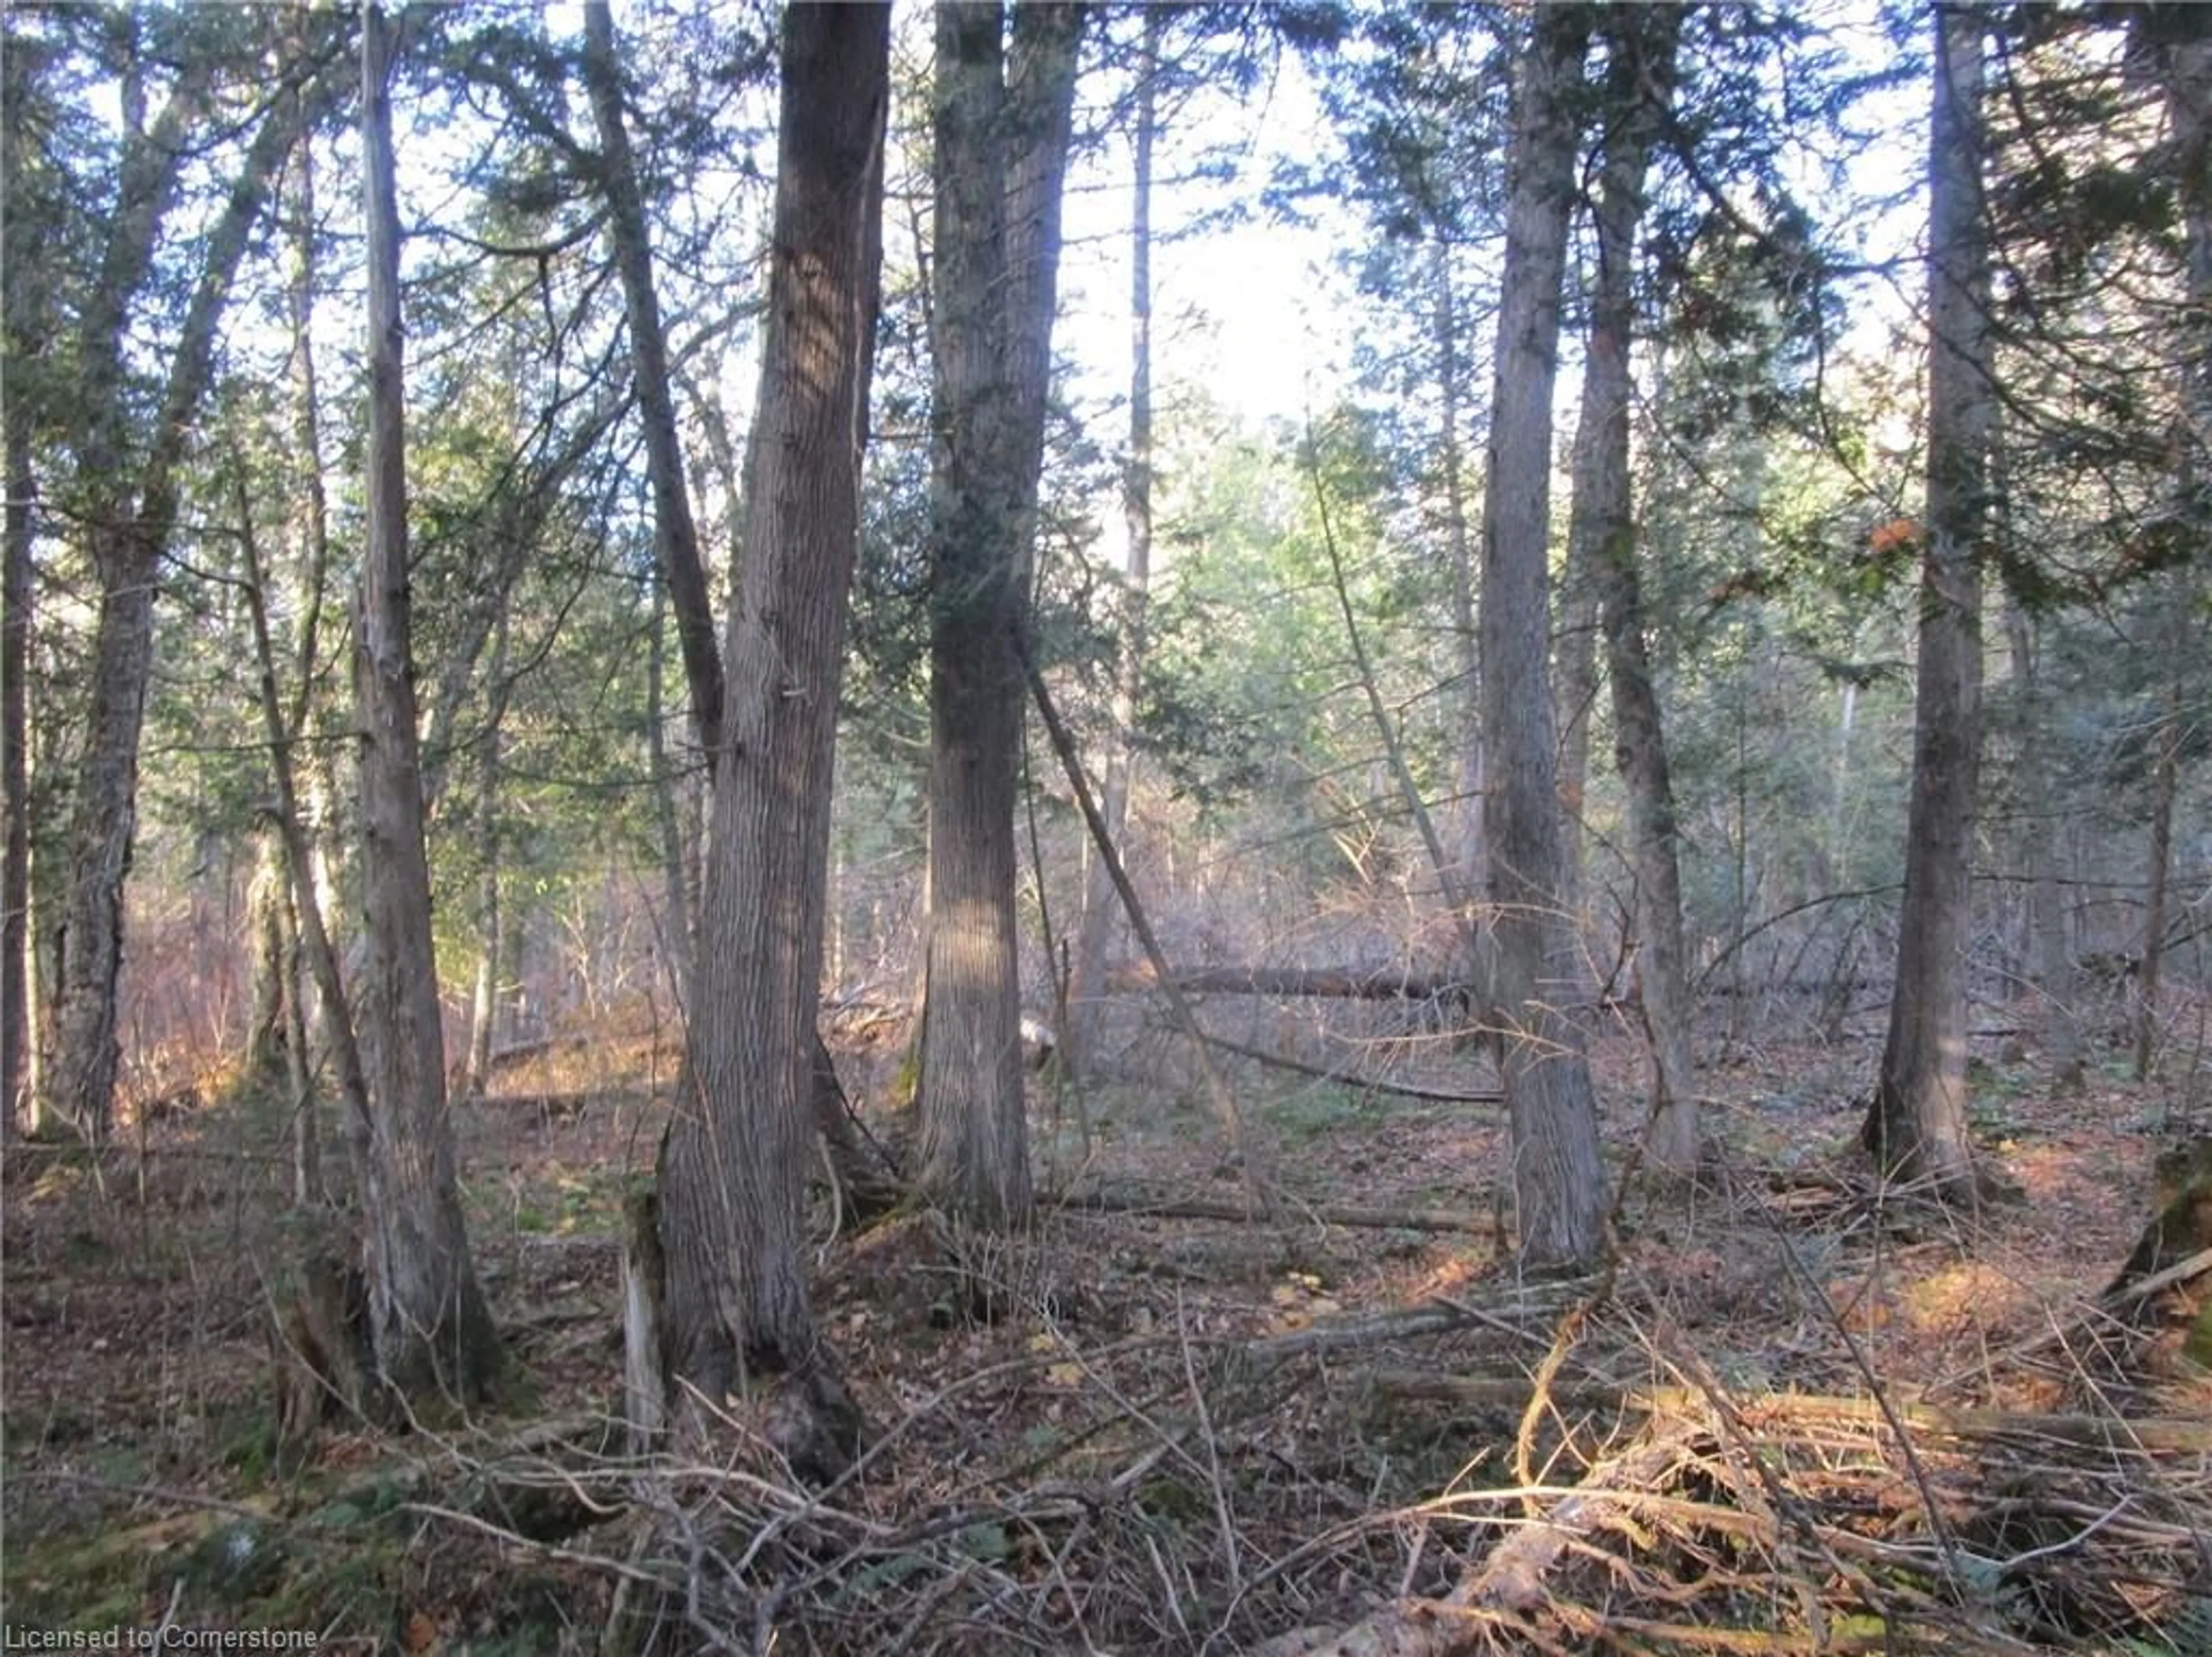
top-left (244, 833), bottom-right (289, 1086)
top-left (581, 0), bottom-right (722, 759)
top-left (1480, 5), bottom-right (1605, 1269)
top-left (355, 1), bottom-right (501, 1405)
top-left (1437, 233), bottom-right (1487, 915)
top-left (1864, 4), bottom-right (1991, 1205)
top-left (236, 470), bottom-right (363, 1204)
top-left (918, 1), bottom-right (1084, 1228)
top-left (654, 5), bottom-right (889, 1451)
top-left (466, 616), bottom-right (508, 1096)
top-left (2134, 10), bottom-right (2212, 1085)
top-left (281, 92), bottom-right (332, 1196)
top-left (2135, 676), bottom-right (2179, 1081)
top-left (2, 339), bottom-right (29, 1140)
top-left (646, 573), bottom-right (696, 1008)
top-left (1, 28), bottom-right (33, 1141)
top-left (1069, 5), bottom-right (1157, 1080)
top-left (2002, 601), bottom-right (2080, 1089)
top-left (1576, 7), bottom-right (1694, 1172)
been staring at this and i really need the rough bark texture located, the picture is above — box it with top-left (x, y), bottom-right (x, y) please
top-left (1575, 7), bottom-right (1695, 1172)
top-left (654, 2), bottom-right (888, 1429)
top-left (1069, 5), bottom-right (1156, 1079)
top-left (355, 3), bottom-right (502, 1406)
top-left (2002, 601), bottom-right (2080, 1089)
top-left (2, 325), bottom-right (29, 1140)
top-left (465, 618), bottom-right (507, 1095)
top-left (581, 0), bottom-right (722, 761)
top-left (1479, 5), bottom-right (1605, 1269)
top-left (2133, 9), bottom-right (2212, 1085)
top-left (48, 55), bottom-right (305, 1141)
top-left (918, 1), bottom-right (1084, 1227)
top-left (1864, 6), bottom-right (1990, 1205)
top-left (2, 31), bottom-right (33, 1140)
top-left (1437, 234), bottom-right (1487, 914)
top-left (645, 577), bottom-right (696, 1007)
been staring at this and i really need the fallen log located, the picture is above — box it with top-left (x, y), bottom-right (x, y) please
top-left (1107, 963), bottom-right (1472, 1002)
top-left (1059, 1184), bottom-right (1505, 1239)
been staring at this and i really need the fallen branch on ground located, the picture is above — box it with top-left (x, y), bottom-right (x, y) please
top-left (1058, 1184), bottom-right (1506, 1238)
top-left (1194, 1027), bottom-right (1503, 1104)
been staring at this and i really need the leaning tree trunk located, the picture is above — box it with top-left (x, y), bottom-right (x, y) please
top-left (354, 2), bottom-right (502, 1406)
top-left (582, 0), bottom-right (722, 766)
top-left (918, 1), bottom-right (1084, 1228)
top-left (1573, 6), bottom-right (1694, 1172)
top-left (1863, 4), bottom-right (1991, 1206)
top-left (654, 3), bottom-right (889, 1459)
top-left (1479, 5), bottom-right (1605, 1269)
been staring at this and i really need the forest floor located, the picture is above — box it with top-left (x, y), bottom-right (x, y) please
top-left (2, 994), bottom-right (2207, 1655)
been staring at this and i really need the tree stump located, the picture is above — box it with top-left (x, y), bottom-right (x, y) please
top-left (2109, 1137), bottom-right (2212, 1370)
top-left (268, 1229), bottom-right (372, 1456)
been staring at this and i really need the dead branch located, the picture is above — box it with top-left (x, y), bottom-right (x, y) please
top-left (1020, 633), bottom-right (1278, 1215)
top-left (1108, 963), bottom-right (1472, 1002)
top-left (1195, 1027), bottom-right (1503, 1104)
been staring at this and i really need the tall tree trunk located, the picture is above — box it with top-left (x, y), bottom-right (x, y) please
top-left (645, 573), bottom-right (696, 1008)
top-left (2, 334), bottom-right (29, 1142)
top-left (581, 0), bottom-right (722, 761)
top-left (281, 92), bottom-right (334, 1191)
top-left (1437, 232), bottom-right (1487, 916)
top-left (1480, 5), bottom-right (1605, 1269)
top-left (1, 29), bottom-right (33, 1141)
top-left (1864, 5), bottom-right (1991, 1205)
top-left (1574, 7), bottom-right (1694, 1172)
top-left (2133, 7), bottom-right (2212, 1084)
top-left (2134, 675), bottom-right (2179, 1081)
top-left (355, 1), bottom-right (501, 1405)
top-left (236, 470), bottom-right (364, 1206)
top-left (1068, 4), bottom-right (1157, 1081)
top-left (243, 832), bottom-right (290, 1087)
top-left (466, 616), bottom-right (509, 1095)
top-left (654, 3), bottom-right (889, 1445)
top-left (2001, 600), bottom-right (2080, 1089)
top-left (918, 1), bottom-right (1084, 1227)
top-left (48, 48), bottom-right (311, 1141)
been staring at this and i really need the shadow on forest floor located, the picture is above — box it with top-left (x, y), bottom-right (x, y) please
top-left (3, 1002), bottom-right (2208, 1654)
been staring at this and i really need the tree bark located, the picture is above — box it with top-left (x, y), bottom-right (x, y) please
top-left (1069, 5), bottom-right (1158, 1080)
top-left (1, 29), bottom-right (36, 1142)
top-left (1480, 5), bottom-right (1606, 1269)
top-left (355, 1), bottom-right (502, 1405)
top-left (2133, 8), bottom-right (2212, 1086)
top-left (465, 616), bottom-right (509, 1096)
top-left (1575, 7), bottom-right (1695, 1171)
top-left (918, 1), bottom-right (1084, 1228)
top-left (1864, 5), bottom-right (1991, 1205)
top-left (581, 0), bottom-right (722, 760)
top-left (48, 48), bottom-right (311, 1141)
top-left (236, 471), bottom-right (363, 1208)
top-left (654, 3), bottom-right (889, 1440)
top-left (645, 573), bottom-right (696, 1008)
top-left (2, 306), bottom-right (29, 1143)
top-left (1437, 233), bottom-right (1488, 917)
top-left (280, 93), bottom-right (334, 1198)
